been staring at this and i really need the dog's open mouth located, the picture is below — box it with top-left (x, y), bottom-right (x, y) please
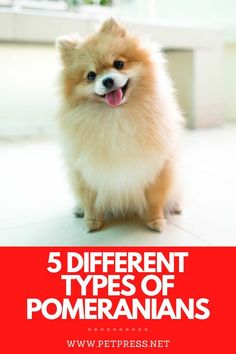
top-left (101, 80), bottom-right (129, 107)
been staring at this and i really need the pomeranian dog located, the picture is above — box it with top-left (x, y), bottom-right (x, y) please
top-left (56, 18), bottom-right (183, 233)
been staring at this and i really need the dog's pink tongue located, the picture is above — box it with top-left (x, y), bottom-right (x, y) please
top-left (105, 88), bottom-right (123, 107)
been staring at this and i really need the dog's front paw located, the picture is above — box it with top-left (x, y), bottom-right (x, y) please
top-left (170, 202), bottom-right (182, 215)
top-left (85, 219), bottom-right (103, 232)
top-left (146, 218), bottom-right (167, 233)
top-left (73, 205), bottom-right (84, 218)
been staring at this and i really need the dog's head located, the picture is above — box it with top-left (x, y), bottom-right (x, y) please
top-left (57, 18), bottom-right (155, 108)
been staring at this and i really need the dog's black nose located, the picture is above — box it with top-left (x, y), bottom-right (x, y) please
top-left (102, 77), bottom-right (114, 90)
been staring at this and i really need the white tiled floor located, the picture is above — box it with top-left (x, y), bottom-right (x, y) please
top-left (0, 125), bottom-right (235, 246)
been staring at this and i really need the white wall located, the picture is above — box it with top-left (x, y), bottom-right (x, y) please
top-left (117, 0), bottom-right (236, 43)
top-left (225, 44), bottom-right (236, 122)
top-left (117, 0), bottom-right (236, 27)
top-left (0, 43), bottom-right (59, 136)
top-left (155, 0), bottom-right (236, 27)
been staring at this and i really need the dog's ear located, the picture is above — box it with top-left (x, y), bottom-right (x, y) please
top-left (100, 18), bottom-right (126, 37)
top-left (56, 34), bottom-right (81, 65)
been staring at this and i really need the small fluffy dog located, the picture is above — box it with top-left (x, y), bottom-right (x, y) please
top-left (57, 18), bottom-right (183, 232)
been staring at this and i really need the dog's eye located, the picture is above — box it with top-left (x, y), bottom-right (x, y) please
top-left (113, 60), bottom-right (124, 70)
top-left (87, 71), bottom-right (96, 81)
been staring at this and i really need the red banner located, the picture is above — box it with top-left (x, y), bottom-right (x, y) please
top-left (0, 247), bottom-right (235, 353)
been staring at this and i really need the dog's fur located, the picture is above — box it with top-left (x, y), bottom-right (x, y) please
top-left (57, 19), bottom-right (183, 232)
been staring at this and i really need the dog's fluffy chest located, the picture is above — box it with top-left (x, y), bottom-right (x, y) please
top-left (61, 106), bottom-right (171, 213)
top-left (76, 150), bottom-right (163, 190)
top-left (74, 146), bottom-right (166, 214)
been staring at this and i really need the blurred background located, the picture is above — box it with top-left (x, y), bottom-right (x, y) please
top-left (0, 0), bottom-right (235, 246)
top-left (0, 0), bottom-right (236, 134)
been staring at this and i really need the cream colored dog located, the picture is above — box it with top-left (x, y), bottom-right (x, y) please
top-left (57, 19), bottom-right (183, 232)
